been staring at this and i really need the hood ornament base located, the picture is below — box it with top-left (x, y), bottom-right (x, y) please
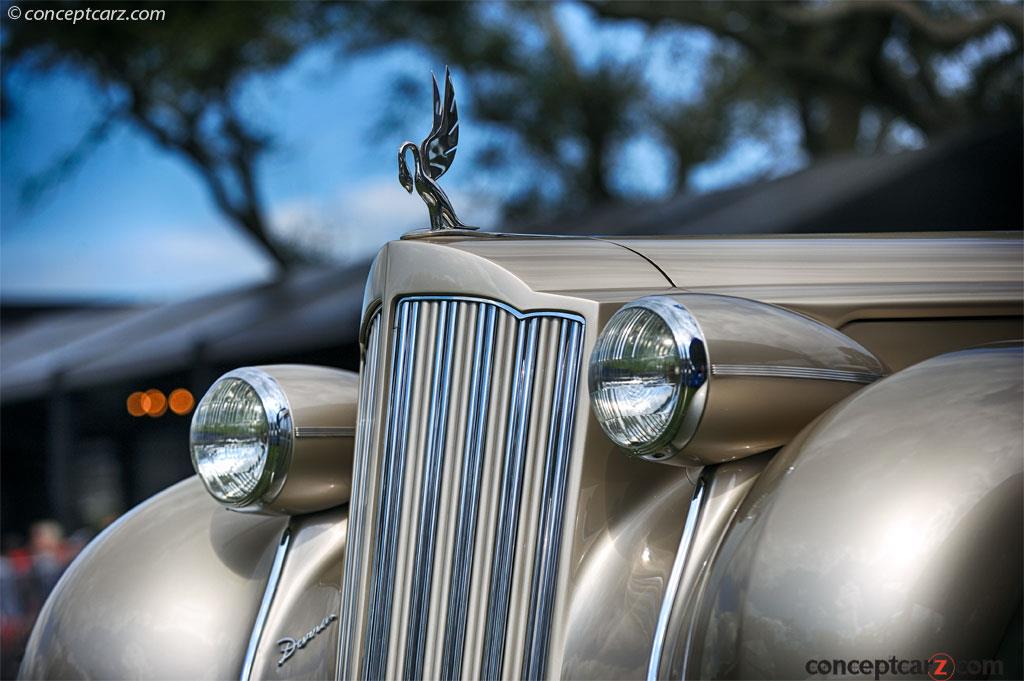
top-left (398, 67), bottom-right (477, 233)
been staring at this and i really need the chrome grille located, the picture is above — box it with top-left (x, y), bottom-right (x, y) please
top-left (339, 295), bottom-right (584, 680)
top-left (338, 309), bottom-right (382, 680)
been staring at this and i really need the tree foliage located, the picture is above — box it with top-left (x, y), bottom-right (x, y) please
top-left (3, 0), bottom-right (1021, 263)
top-left (592, 0), bottom-right (1023, 156)
top-left (3, 1), bottom-right (339, 269)
top-left (349, 0), bottom-right (1021, 212)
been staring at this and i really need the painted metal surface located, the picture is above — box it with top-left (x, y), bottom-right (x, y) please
top-left (345, 235), bottom-right (1020, 680)
top-left (680, 346), bottom-right (1023, 679)
top-left (20, 232), bottom-right (1023, 681)
top-left (627, 293), bottom-right (886, 466)
top-left (19, 478), bottom-right (289, 680)
top-left (248, 505), bottom-right (348, 680)
top-left (241, 530), bottom-right (291, 681)
top-left (610, 233), bottom-right (1023, 290)
top-left (649, 453), bottom-right (773, 680)
top-left (558, 463), bottom-right (695, 680)
top-left (255, 365), bottom-right (359, 515)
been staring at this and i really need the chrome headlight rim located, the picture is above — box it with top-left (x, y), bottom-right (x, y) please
top-left (190, 367), bottom-right (294, 509)
top-left (591, 295), bottom-right (709, 461)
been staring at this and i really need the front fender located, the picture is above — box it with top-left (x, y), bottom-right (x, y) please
top-left (20, 477), bottom-right (287, 679)
top-left (682, 346), bottom-right (1023, 679)
top-left (18, 476), bottom-right (341, 680)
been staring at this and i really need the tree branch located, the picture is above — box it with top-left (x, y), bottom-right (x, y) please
top-left (124, 85), bottom-right (288, 271)
top-left (776, 1), bottom-right (1023, 49)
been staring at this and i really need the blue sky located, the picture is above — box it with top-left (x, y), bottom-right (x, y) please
top-left (0, 3), bottom-right (803, 304)
top-left (2, 46), bottom-right (444, 302)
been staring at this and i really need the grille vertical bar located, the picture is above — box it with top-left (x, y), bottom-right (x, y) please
top-left (340, 295), bottom-right (585, 681)
top-left (338, 310), bottom-right (381, 681)
top-left (522, 321), bottom-right (583, 680)
top-left (480, 319), bottom-right (540, 680)
top-left (363, 302), bottom-right (419, 680)
top-left (404, 302), bottom-right (459, 678)
top-left (440, 305), bottom-right (497, 680)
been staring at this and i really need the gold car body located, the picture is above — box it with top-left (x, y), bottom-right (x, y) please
top-left (20, 231), bottom-right (1023, 680)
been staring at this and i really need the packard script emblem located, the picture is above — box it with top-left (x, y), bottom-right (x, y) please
top-left (398, 67), bottom-right (476, 232)
top-left (276, 614), bottom-right (338, 667)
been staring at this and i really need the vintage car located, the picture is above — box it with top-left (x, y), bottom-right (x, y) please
top-left (19, 73), bottom-right (1024, 681)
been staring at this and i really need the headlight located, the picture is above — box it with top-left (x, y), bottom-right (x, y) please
top-left (588, 296), bottom-right (708, 460)
top-left (190, 365), bottom-right (360, 514)
top-left (190, 368), bottom-right (292, 509)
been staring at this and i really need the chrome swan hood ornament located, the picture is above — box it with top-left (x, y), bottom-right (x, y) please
top-left (399, 67), bottom-right (477, 232)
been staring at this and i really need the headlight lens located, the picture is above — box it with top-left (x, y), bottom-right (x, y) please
top-left (588, 296), bottom-right (707, 459)
top-left (190, 369), bottom-right (292, 507)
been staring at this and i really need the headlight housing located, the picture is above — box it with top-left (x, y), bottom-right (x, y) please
top-left (588, 296), bottom-right (708, 460)
top-left (190, 368), bottom-right (292, 509)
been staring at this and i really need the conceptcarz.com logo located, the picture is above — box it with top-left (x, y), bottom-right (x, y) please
top-left (804, 652), bottom-right (1003, 680)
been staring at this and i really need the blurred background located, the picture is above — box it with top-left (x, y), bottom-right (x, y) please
top-left (1, 0), bottom-right (1021, 673)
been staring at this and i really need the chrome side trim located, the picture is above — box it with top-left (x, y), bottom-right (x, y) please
top-left (241, 529), bottom-right (291, 681)
top-left (338, 311), bottom-right (382, 681)
top-left (523, 320), bottom-right (584, 680)
top-left (647, 476), bottom-right (706, 681)
top-left (481, 318), bottom-right (541, 680)
top-left (294, 426), bottom-right (356, 438)
top-left (711, 363), bottom-right (882, 384)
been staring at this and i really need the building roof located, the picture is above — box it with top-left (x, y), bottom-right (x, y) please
top-left (1, 265), bottom-right (369, 403)
top-left (511, 123), bottom-right (1022, 237)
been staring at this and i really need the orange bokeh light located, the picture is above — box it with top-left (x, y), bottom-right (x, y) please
top-left (126, 391), bottom-right (147, 417)
top-left (144, 389), bottom-right (167, 417)
top-left (168, 388), bottom-right (195, 416)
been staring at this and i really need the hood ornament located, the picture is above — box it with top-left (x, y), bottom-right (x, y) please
top-left (399, 67), bottom-right (477, 232)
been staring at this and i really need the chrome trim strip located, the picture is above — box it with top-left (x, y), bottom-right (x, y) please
top-left (522, 319), bottom-right (583, 680)
top-left (647, 476), bottom-right (706, 681)
top-left (405, 301), bottom-right (459, 679)
top-left (711, 363), bottom-right (882, 384)
top-left (294, 426), bottom-right (356, 438)
top-left (241, 529), bottom-right (291, 681)
top-left (338, 311), bottom-right (381, 681)
top-left (403, 293), bottom-right (582, 323)
top-left (481, 317), bottom-right (541, 680)
top-left (440, 304), bottom-right (497, 680)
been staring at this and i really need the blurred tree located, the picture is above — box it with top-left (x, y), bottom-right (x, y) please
top-left (2, 1), bottom-right (339, 269)
top-left (343, 0), bottom-right (1022, 214)
top-left (342, 2), bottom-right (646, 216)
top-left (359, 3), bottom-right (688, 215)
top-left (4, 0), bottom-right (1021, 237)
top-left (591, 1), bottom-right (1023, 157)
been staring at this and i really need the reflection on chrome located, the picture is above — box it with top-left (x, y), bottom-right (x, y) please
top-left (648, 475), bottom-right (706, 681)
top-left (339, 295), bottom-right (585, 680)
